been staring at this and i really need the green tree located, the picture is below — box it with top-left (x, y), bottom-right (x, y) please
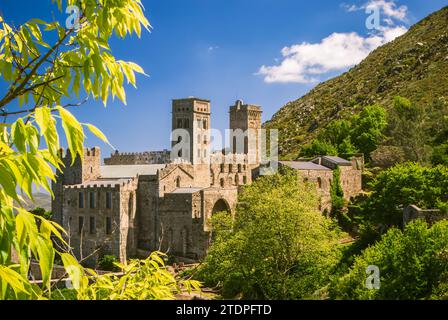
top-left (197, 170), bottom-right (344, 299)
top-left (330, 220), bottom-right (448, 300)
top-left (300, 105), bottom-right (386, 160)
top-left (330, 166), bottom-right (345, 216)
top-left (350, 163), bottom-right (448, 233)
top-left (0, 0), bottom-right (198, 300)
top-left (350, 104), bottom-right (387, 160)
top-left (386, 96), bottom-right (432, 164)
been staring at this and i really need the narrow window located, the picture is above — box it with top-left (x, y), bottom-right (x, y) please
top-left (78, 192), bottom-right (84, 209)
top-left (78, 216), bottom-right (84, 234)
top-left (317, 177), bottom-right (322, 188)
top-left (89, 192), bottom-right (95, 209)
top-left (220, 163), bottom-right (225, 173)
top-left (176, 177), bottom-right (181, 188)
top-left (106, 217), bottom-right (112, 235)
top-left (106, 191), bottom-right (112, 209)
top-left (220, 178), bottom-right (225, 187)
top-left (89, 216), bottom-right (96, 234)
top-left (243, 176), bottom-right (247, 184)
top-left (177, 119), bottom-right (183, 128)
top-left (229, 164), bottom-right (233, 172)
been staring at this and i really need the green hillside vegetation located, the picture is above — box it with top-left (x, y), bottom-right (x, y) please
top-left (264, 6), bottom-right (448, 159)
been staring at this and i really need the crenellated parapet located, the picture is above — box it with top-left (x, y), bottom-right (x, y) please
top-left (104, 150), bottom-right (171, 165)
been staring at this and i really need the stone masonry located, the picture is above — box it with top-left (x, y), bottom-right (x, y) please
top-left (52, 98), bottom-right (363, 266)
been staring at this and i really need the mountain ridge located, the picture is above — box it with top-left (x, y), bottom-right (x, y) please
top-left (264, 6), bottom-right (448, 159)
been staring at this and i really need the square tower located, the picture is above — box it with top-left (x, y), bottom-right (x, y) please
top-left (229, 100), bottom-right (262, 166)
top-left (172, 98), bottom-right (211, 164)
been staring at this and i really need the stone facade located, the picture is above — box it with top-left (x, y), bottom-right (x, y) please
top-left (104, 150), bottom-right (170, 165)
top-left (52, 99), bottom-right (259, 266)
top-left (279, 155), bottom-right (363, 213)
top-left (52, 98), bottom-right (363, 266)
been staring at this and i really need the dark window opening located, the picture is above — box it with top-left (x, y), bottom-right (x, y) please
top-left (89, 192), bottom-right (95, 209)
top-left (78, 216), bottom-right (84, 235)
top-left (106, 191), bottom-right (112, 209)
top-left (89, 216), bottom-right (96, 234)
top-left (78, 192), bottom-right (84, 208)
top-left (106, 217), bottom-right (112, 235)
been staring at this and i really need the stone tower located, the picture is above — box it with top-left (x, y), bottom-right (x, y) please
top-left (172, 98), bottom-right (210, 164)
top-left (229, 100), bottom-right (262, 167)
top-left (51, 147), bottom-right (101, 225)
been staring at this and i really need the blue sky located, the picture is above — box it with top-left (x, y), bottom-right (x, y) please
top-left (1, 0), bottom-right (447, 157)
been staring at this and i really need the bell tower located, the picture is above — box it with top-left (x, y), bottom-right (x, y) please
top-left (172, 97), bottom-right (211, 164)
top-left (229, 100), bottom-right (262, 166)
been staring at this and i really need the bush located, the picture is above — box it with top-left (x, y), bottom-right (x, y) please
top-left (330, 220), bottom-right (448, 300)
top-left (98, 255), bottom-right (119, 271)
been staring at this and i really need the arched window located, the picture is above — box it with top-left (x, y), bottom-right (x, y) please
top-left (220, 178), bottom-right (225, 188)
top-left (176, 177), bottom-right (181, 188)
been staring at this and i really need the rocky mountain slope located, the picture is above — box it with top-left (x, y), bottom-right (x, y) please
top-left (264, 6), bottom-right (448, 159)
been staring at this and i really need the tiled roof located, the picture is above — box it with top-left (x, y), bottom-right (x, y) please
top-left (321, 156), bottom-right (352, 166)
top-left (100, 164), bottom-right (166, 178)
top-left (279, 161), bottom-right (331, 171)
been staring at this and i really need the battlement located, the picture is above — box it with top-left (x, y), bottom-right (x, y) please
top-left (104, 150), bottom-right (171, 165)
top-left (63, 177), bottom-right (135, 190)
top-left (57, 147), bottom-right (101, 160)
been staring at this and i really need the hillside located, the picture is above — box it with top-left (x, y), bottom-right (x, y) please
top-left (19, 192), bottom-right (52, 212)
top-left (264, 6), bottom-right (448, 159)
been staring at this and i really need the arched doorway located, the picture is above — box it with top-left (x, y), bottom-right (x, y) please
top-left (212, 199), bottom-right (230, 215)
top-left (209, 199), bottom-right (231, 247)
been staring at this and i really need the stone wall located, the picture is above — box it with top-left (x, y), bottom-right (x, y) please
top-left (403, 205), bottom-right (446, 226)
top-left (62, 178), bottom-right (138, 266)
top-left (52, 147), bottom-right (101, 225)
top-left (104, 150), bottom-right (171, 165)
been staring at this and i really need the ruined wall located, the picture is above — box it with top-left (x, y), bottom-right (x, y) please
top-left (52, 147), bottom-right (101, 226)
top-left (157, 192), bottom-right (198, 258)
top-left (61, 178), bottom-right (138, 266)
top-left (297, 170), bottom-right (334, 213)
top-left (104, 150), bottom-right (171, 165)
top-left (339, 166), bottom-right (363, 201)
top-left (136, 175), bottom-right (159, 251)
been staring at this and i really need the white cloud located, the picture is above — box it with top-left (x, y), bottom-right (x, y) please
top-left (258, 0), bottom-right (408, 84)
top-left (365, 0), bottom-right (408, 22)
top-left (342, 0), bottom-right (408, 23)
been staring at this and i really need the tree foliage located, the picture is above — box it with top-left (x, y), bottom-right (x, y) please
top-left (300, 105), bottom-right (387, 160)
top-left (0, 0), bottom-right (199, 300)
top-left (197, 170), bottom-right (344, 299)
top-left (349, 163), bottom-right (448, 234)
top-left (330, 220), bottom-right (448, 300)
top-left (330, 166), bottom-right (344, 217)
